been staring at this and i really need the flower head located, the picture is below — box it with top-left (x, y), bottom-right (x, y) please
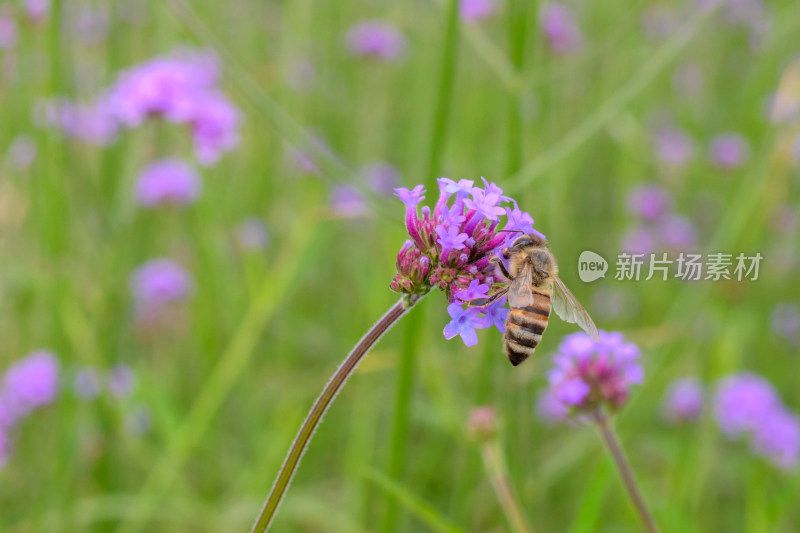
top-left (662, 377), bottom-right (704, 423)
top-left (24, 0), bottom-right (49, 23)
top-left (653, 125), bottom-right (694, 167)
top-left (391, 178), bottom-right (544, 346)
top-left (135, 158), bottom-right (201, 207)
top-left (130, 259), bottom-right (193, 312)
top-left (73, 367), bottom-right (102, 400)
top-left (1, 351), bottom-right (59, 420)
top-left (363, 162), bottom-right (400, 195)
top-left (345, 21), bottom-right (407, 61)
top-left (713, 372), bottom-right (782, 437)
top-left (331, 185), bottom-right (368, 218)
top-left (460, 0), bottom-right (497, 23)
top-left (751, 409), bottom-right (800, 470)
top-left (235, 217), bottom-right (270, 251)
top-left (709, 133), bottom-right (750, 169)
top-left (541, 3), bottom-right (583, 55)
top-left (546, 331), bottom-right (643, 413)
top-left (0, 9), bottom-right (17, 50)
top-left (627, 185), bottom-right (673, 221)
top-left (109, 365), bottom-right (136, 398)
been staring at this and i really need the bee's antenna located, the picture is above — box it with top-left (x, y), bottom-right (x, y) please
top-left (497, 229), bottom-right (524, 234)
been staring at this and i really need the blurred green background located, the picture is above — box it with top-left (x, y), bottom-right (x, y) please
top-left (1, 0), bottom-right (799, 531)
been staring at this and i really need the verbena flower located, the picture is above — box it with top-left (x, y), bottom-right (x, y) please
top-left (627, 185), bottom-right (673, 221)
top-left (771, 303), bottom-right (800, 344)
top-left (24, 0), bottom-right (49, 23)
top-left (709, 133), bottom-right (750, 169)
top-left (459, 0), bottom-right (497, 23)
top-left (546, 331), bottom-right (643, 413)
top-left (6, 135), bottom-right (37, 172)
top-left (652, 125), bottom-right (694, 167)
top-left (135, 158), bottom-right (201, 207)
top-left (0, 8), bottom-right (17, 50)
top-left (1, 351), bottom-right (59, 420)
top-left (713, 372), bottom-right (781, 437)
top-left (130, 259), bottom-right (193, 314)
top-left (345, 20), bottom-right (407, 61)
top-left (109, 365), bottom-right (135, 398)
top-left (330, 185), bottom-right (368, 218)
top-left (713, 372), bottom-right (800, 470)
top-left (390, 178), bottom-right (544, 346)
top-left (57, 100), bottom-right (119, 146)
top-left (541, 3), bottom-right (583, 55)
top-left (535, 389), bottom-right (569, 425)
top-left (73, 367), bottom-right (102, 400)
top-left (362, 162), bottom-right (400, 195)
top-left (662, 377), bottom-right (704, 423)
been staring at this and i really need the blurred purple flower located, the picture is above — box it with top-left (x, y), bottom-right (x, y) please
top-left (109, 365), bottom-right (135, 398)
top-left (536, 389), bottom-right (569, 424)
top-left (662, 377), bottom-right (704, 423)
top-left (658, 214), bottom-right (697, 249)
top-left (627, 185), bottom-right (672, 221)
top-left (751, 409), bottom-right (800, 470)
top-left (621, 226), bottom-right (656, 255)
top-left (363, 162), bottom-right (400, 195)
top-left (73, 368), bottom-right (102, 400)
top-left (541, 3), bottom-right (583, 55)
top-left (1, 351), bottom-right (59, 420)
top-left (331, 185), bottom-right (368, 218)
top-left (771, 304), bottom-right (800, 344)
top-left (57, 101), bottom-right (119, 146)
top-left (709, 133), bottom-right (750, 169)
top-left (235, 217), bottom-right (269, 250)
top-left (189, 91), bottom-right (241, 166)
top-left (653, 126), bottom-right (694, 167)
top-left (460, 0), bottom-right (497, 22)
top-left (547, 331), bottom-right (643, 413)
top-left (135, 159), bottom-right (201, 207)
top-left (24, 0), bottom-right (49, 23)
top-left (72, 7), bottom-right (110, 45)
top-left (345, 21), bottom-right (407, 61)
top-left (5, 135), bottom-right (37, 172)
top-left (0, 9), bottom-right (17, 50)
top-left (130, 259), bottom-right (192, 311)
top-left (713, 373), bottom-right (782, 437)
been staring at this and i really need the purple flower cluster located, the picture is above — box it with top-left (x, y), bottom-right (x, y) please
top-left (135, 158), bottom-right (201, 207)
top-left (73, 364), bottom-right (136, 400)
top-left (107, 50), bottom-right (240, 165)
top-left (345, 21), bottom-right (407, 61)
top-left (621, 184), bottom-right (697, 254)
top-left (391, 178), bottom-right (544, 346)
top-left (0, 7), bottom-right (17, 50)
top-left (541, 3), bottom-right (583, 55)
top-left (652, 125), bottom-right (695, 168)
top-left (0, 351), bottom-right (59, 465)
top-left (713, 372), bottom-right (800, 470)
top-left (460, 0), bottom-right (497, 23)
top-left (709, 132), bottom-right (750, 170)
top-left (130, 258), bottom-right (193, 323)
top-left (661, 377), bottom-right (704, 423)
top-left (546, 331), bottom-right (643, 413)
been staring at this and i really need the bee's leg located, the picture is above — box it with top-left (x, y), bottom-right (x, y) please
top-left (501, 247), bottom-right (519, 260)
top-left (490, 256), bottom-right (513, 280)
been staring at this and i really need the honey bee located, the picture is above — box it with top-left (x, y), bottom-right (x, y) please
top-left (469, 233), bottom-right (599, 366)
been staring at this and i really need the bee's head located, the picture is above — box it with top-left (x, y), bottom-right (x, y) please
top-left (511, 233), bottom-right (547, 250)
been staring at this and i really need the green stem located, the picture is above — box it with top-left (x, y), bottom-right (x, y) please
top-left (481, 440), bottom-right (534, 533)
top-left (592, 411), bottom-right (659, 533)
top-left (250, 294), bottom-right (425, 533)
top-left (504, 0), bottom-right (530, 176)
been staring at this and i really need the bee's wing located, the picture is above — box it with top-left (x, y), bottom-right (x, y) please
top-left (552, 276), bottom-right (600, 340)
top-left (508, 260), bottom-right (535, 307)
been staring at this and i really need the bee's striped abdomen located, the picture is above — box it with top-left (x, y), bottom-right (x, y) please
top-left (504, 291), bottom-right (551, 366)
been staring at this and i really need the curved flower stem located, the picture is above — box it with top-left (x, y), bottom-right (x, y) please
top-left (250, 293), bottom-right (425, 533)
top-left (481, 440), bottom-right (534, 533)
top-left (592, 411), bottom-right (660, 533)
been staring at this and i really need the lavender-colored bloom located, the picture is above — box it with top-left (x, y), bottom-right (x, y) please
top-left (58, 101), bottom-right (119, 146)
top-left (460, 0), bottom-right (497, 22)
top-left (464, 185), bottom-right (505, 222)
top-left (536, 389), bottom-right (569, 424)
top-left (345, 21), bottom-right (407, 61)
top-left (363, 162), bottom-right (400, 195)
top-left (653, 126), bottom-right (694, 167)
top-left (436, 225), bottom-right (469, 250)
top-left (770, 304), bottom-right (800, 344)
top-left (394, 185), bottom-right (426, 209)
top-left (482, 296), bottom-right (509, 333)
top-left (713, 373), bottom-right (782, 437)
top-left (658, 214), bottom-right (697, 249)
top-left (1, 351), bottom-right (59, 419)
top-left (439, 178), bottom-right (475, 199)
top-left (662, 377), bottom-right (704, 423)
top-left (621, 226), bottom-right (656, 255)
top-left (130, 259), bottom-right (192, 310)
top-left (709, 133), bottom-right (750, 169)
top-left (467, 406), bottom-right (497, 440)
top-left (73, 368), bottom-right (102, 400)
top-left (627, 185), bottom-right (672, 221)
top-left (455, 279), bottom-right (490, 303)
top-left (235, 217), bottom-right (269, 250)
top-left (24, 0), bottom-right (50, 23)
top-left (443, 305), bottom-right (490, 347)
top-left (541, 3), bottom-right (583, 55)
top-left (135, 159), bottom-right (201, 207)
top-left (109, 365), bottom-right (135, 398)
top-left (331, 185), bottom-right (368, 218)
top-left (5, 135), bottom-right (37, 172)
top-left (547, 331), bottom-right (643, 412)
top-left (0, 10), bottom-right (17, 50)
top-left (190, 91), bottom-right (240, 166)
top-left (751, 409), bottom-right (800, 470)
